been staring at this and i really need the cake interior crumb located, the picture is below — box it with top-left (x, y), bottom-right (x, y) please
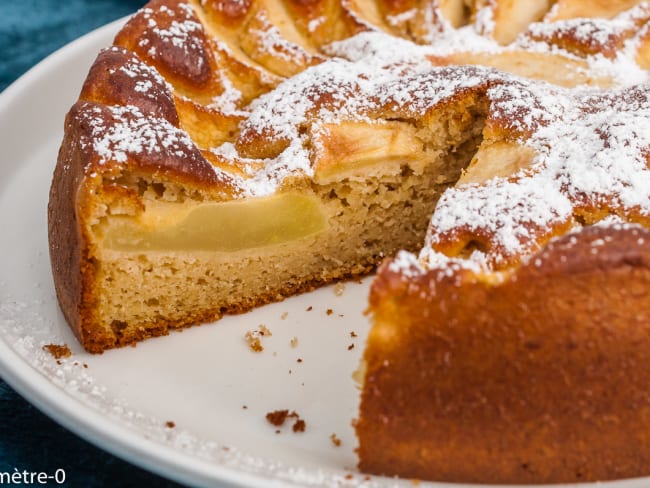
top-left (244, 331), bottom-right (263, 352)
top-left (43, 343), bottom-right (71, 359)
top-left (265, 410), bottom-right (306, 433)
top-left (334, 282), bottom-right (345, 296)
top-left (259, 324), bottom-right (271, 336)
top-left (330, 433), bottom-right (342, 447)
top-left (244, 324), bottom-right (272, 352)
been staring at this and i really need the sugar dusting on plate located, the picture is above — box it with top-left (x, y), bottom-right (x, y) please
top-left (0, 293), bottom-right (396, 487)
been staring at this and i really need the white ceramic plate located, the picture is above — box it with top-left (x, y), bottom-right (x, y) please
top-left (0, 17), bottom-right (649, 488)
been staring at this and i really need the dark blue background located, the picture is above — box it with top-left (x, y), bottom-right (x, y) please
top-left (0, 2), bottom-right (185, 486)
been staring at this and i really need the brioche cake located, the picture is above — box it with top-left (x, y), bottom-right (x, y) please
top-left (48, 0), bottom-right (650, 483)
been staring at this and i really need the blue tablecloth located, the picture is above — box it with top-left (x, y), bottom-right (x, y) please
top-left (0, 2), bottom-right (184, 486)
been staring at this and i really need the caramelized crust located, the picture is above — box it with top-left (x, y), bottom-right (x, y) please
top-left (114, 0), bottom-right (225, 101)
top-left (66, 101), bottom-right (222, 186)
top-left (80, 47), bottom-right (179, 125)
top-left (360, 225), bottom-right (650, 483)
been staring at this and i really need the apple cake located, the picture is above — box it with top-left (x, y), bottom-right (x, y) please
top-left (48, 0), bottom-right (650, 483)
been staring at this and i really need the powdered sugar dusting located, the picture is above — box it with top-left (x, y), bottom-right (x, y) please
top-left (137, 4), bottom-right (206, 66)
top-left (387, 250), bottom-right (426, 278)
top-left (514, 3), bottom-right (650, 85)
top-left (109, 47), bottom-right (174, 99)
top-left (238, 59), bottom-right (502, 150)
top-left (141, 0), bottom-right (649, 209)
top-left (96, 0), bottom-right (650, 273)
top-left (81, 105), bottom-right (198, 166)
top-left (207, 72), bottom-right (246, 116)
top-left (250, 11), bottom-right (314, 66)
top-left (210, 138), bottom-right (311, 197)
top-left (428, 174), bottom-right (573, 261)
top-left (422, 81), bottom-right (650, 271)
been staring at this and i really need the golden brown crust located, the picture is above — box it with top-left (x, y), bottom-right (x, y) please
top-left (114, 0), bottom-right (224, 101)
top-left (72, 101), bottom-right (220, 185)
top-left (359, 225), bottom-right (650, 483)
top-left (80, 47), bottom-right (179, 125)
top-left (48, 114), bottom-right (91, 347)
top-left (49, 107), bottom-right (131, 352)
top-left (201, 0), bottom-right (254, 24)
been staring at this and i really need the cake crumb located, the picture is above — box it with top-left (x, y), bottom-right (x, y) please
top-left (242, 405), bottom-right (248, 410)
top-left (266, 409), bottom-right (290, 426)
top-left (43, 343), bottom-right (71, 359)
top-left (266, 410), bottom-right (306, 433)
top-left (244, 331), bottom-right (263, 352)
top-left (165, 421), bottom-right (176, 428)
top-left (297, 358), bottom-right (303, 363)
top-left (306, 306), bottom-right (313, 311)
top-left (326, 309), bottom-right (333, 316)
top-left (281, 311), bottom-right (289, 320)
top-left (292, 419), bottom-right (306, 433)
top-left (334, 282), bottom-right (346, 296)
top-left (330, 433), bottom-right (342, 447)
top-left (259, 324), bottom-right (272, 336)
top-left (290, 337), bottom-right (298, 348)
top-left (350, 331), bottom-right (357, 338)
top-left (348, 343), bottom-right (355, 350)
top-left (83, 363), bottom-right (89, 368)
top-left (245, 325), bottom-right (272, 352)
top-left (345, 474), bottom-right (354, 480)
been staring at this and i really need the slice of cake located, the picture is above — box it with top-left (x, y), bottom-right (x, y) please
top-left (49, 42), bottom-right (491, 352)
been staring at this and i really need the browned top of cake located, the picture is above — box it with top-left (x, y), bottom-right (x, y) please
top-left (62, 0), bottom-right (650, 276)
